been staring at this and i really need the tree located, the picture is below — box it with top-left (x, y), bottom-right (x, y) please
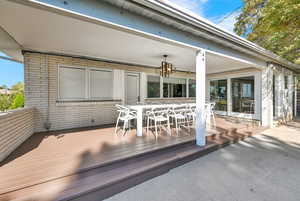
top-left (11, 82), bottom-right (24, 92)
top-left (0, 82), bottom-right (25, 111)
top-left (10, 92), bottom-right (24, 109)
top-left (0, 85), bottom-right (8, 89)
top-left (0, 94), bottom-right (12, 111)
top-left (234, 0), bottom-right (300, 64)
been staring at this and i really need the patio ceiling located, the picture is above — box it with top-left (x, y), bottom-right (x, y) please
top-left (0, 1), bottom-right (254, 74)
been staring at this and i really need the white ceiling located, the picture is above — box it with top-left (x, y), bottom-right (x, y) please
top-left (0, 1), bottom-right (253, 74)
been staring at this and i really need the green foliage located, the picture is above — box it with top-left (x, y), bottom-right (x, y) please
top-left (0, 82), bottom-right (25, 112)
top-left (0, 94), bottom-right (12, 111)
top-left (234, 0), bottom-right (300, 64)
top-left (10, 92), bottom-right (24, 109)
top-left (11, 82), bottom-right (24, 92)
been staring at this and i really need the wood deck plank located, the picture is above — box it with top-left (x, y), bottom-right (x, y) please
top-left (0, 117), bottom-right (263, 200)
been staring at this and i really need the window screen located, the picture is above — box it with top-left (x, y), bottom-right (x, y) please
top-left (188, 79), bottom-right (196, 97)
top-left (147, 75), bottom-right (160, 98)
top-left (90, 69), bottom-right (113, 100)
top-left (163, 77), bottom-right (186, 98)
top-left (59, 66), bottom-right (86, 100)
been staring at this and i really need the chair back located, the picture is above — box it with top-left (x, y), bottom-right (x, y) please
top-left (170, 104), bottom-right (188, 116)
top-left (115, 104), bottom-right (130, 117)
top-left (148, 106), bottom-right (169, 118)
top-left (187, 104), bottom-right (196, 113)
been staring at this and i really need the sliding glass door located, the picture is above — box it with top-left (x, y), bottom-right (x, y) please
top-left (231, 76), bottom-right (255, 114)
top-left (209, 74), bottom-right (258, 119)
top-left (209, 79), bottom-right (227, 112)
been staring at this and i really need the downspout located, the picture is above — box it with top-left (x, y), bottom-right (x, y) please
top-left (44, 54), bottom-right (51, 131)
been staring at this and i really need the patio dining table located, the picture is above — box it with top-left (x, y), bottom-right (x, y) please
top-left (127, 103), bottom-right (196, 136)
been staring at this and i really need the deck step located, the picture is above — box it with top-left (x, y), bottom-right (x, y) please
top-left (0, 126), bottom-right (264, 201)
top-left (0, 141), bottom-right (218, 201)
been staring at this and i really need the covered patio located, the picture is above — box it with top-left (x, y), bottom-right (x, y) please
top-left (0, 116), bottom-right (265, 200)
top-left (0, 1), bottom-right (270, 200)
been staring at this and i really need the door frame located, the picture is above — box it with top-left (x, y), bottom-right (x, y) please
top-left (125, 72), bottom-right (140, 104)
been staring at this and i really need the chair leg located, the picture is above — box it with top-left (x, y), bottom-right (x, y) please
top-left (115, 117), bottom-right (120, 135)
top-left (158, 121), bottom-right (161, 133)
top-left (211, 113), bottom-right (216, 129)
top-left (128, 120), bottom-right (131, 132)
top-left (186, 117), bottom-right (190, 132)
top-left (175, 118), bottom-right (179, 136)
top-left (146, 117), bottom-right (150, 134)
top-left (167, 119), bottom-right (171, 136)
top-left (122, 120), bottom-right (127, 136)
top-left (154, 120), bottom-right (158, 139)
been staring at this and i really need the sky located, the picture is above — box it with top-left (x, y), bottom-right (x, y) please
top-left (168, 0), bottom-right (243, 32)
top-left (0, 52), bottom-right (23, 88)
top-left (0, 0), bottom-right (242, 88)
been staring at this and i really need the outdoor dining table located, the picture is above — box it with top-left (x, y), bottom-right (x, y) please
top-left (127, 103), bottom-right (196, 137)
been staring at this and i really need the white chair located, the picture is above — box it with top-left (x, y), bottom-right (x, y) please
top-left (168, 105), bottom-right (190, 135)
top-left (205, 102), bottom-right (216, 129)
top-left (115, 104), bottom-right (137, 136)
top-left (186, 104), bottom-right (196, 126)
top-left (146, 106), bottom-right (171, 138)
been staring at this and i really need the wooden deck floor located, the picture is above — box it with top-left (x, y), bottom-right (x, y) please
top-left (0, 117), bottom-right (265, 200)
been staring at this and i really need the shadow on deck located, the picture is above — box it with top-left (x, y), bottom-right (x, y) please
top-left (0, 116), bottom-right (266, 201)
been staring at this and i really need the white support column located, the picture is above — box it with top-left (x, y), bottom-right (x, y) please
top-left (195, 50), bottom-right (206, 146)
top-left (261, 64), bottom-right (273, 127)
top-left (140, 72), bottom-right (147, 103)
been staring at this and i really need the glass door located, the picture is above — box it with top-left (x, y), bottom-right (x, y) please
top-left (209, 79), bottom-right (227, 114)
top-left (231, 76), bottom-right (255, 114)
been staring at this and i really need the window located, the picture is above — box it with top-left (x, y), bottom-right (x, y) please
top-left (59, 66), bottom-right (113, 101)
top-left (163, 77), bottom-right (186, 98)
top-left (210, 79), bottom-right (227, 111)
top-left (147, 75), bottom-right (160, 98)
top-left (90, 69), bottom-right (113, 100)
top-left (231, 76), bottom-right (255, 114)
top-left (147, 75), bottom-right (195, 98)
top-left (188, 79), bottom-right (196, 97)
top-left (59, 66), bottom-right (86, 100)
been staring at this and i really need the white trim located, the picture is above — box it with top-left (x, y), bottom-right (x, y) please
top-left (208, 71), bottom-right (261, 120)
top-left (57, 64), bottom-right (114, 101)
top-left (146, 73), bottom-right (196, 99)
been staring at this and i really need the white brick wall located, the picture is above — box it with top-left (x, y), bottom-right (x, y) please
top-left (24, 52), bottom-right (194, 132)
top-left (0, 107), bottom-right (34, 162)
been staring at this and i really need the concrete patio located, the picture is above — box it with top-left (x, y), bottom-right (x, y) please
top-left (105, 121), bottom-right (300, 201)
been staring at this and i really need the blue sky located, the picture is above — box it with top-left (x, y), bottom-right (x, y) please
top-left (168, 0), bottom-right (243, 32)
top-left (0, 52), bottom-right (23, 88)
top-left (0, 0), bottom-right (242, 88)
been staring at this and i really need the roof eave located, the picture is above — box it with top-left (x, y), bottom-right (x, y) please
top-left (137, 0), bottom-right (300, 71)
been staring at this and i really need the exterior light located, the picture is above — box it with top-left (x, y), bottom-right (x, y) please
top-left (160, 55), bottom-right (174, 77)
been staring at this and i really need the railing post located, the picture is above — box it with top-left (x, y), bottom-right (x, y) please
top-left (195, 50), bottom-right (206, 146)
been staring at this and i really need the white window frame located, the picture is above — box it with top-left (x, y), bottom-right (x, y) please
top-left (162, 76), bottom-right (188, 98)
top-left (188, 78), bottom-right (196, 98)
top-left (58, 65), bottom-right (113, 101)
top-left (88, 67), bottom-right (114, 100)
top-left (146, 73), bottom-right (195, 99)
top-left (146, 74), bottom-right (161, 99)
top-left (208, 78), bottom-right (228, 116)
top-left (208, 71), bottom-right (260, 120)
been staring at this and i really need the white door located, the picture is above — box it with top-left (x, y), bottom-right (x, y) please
top-left (125, 73), bottom-right (140, 105)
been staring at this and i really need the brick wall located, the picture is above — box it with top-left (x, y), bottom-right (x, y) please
top-left (0, 108), bottom-right (34, 162)
top-left (24, 52), bottom-right (194, 132)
